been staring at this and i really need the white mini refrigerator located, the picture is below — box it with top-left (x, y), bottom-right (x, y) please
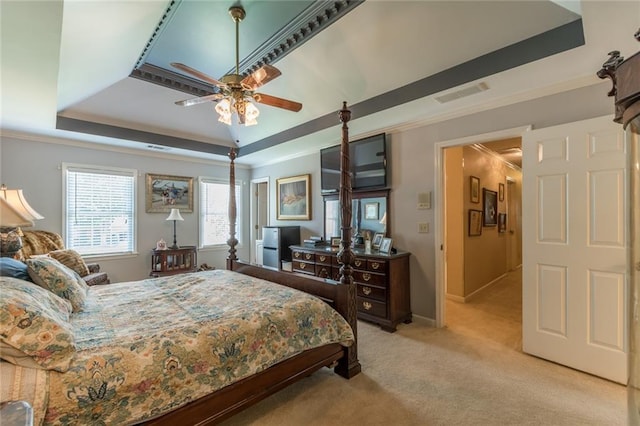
top-left (262, 226), bottom-right (300, 270)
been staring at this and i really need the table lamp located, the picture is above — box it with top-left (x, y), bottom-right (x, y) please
top-left (0, 185), bottom-right (44, 257)
top-left (166, 208), bottom-right (184, 249)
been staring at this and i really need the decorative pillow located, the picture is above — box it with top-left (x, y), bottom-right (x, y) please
top-left (0, 257), bottom-right (32, 282)
top-left (0, 277), bottom-right (75, 372)
top-left (48, 249), bottom-right (90, 277)
top-left (26, 257), bottom-right (89, 312)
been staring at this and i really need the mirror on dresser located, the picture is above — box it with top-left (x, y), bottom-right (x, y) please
top-left (323, 189), bottom-right (390, 242)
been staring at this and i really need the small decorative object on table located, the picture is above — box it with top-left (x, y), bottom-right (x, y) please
top-left (156, 239), bottom-right (167, 250)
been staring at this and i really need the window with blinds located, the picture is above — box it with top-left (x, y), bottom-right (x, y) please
top-left (63, 164), bottom-right (136, 256)
top-left (199, 177), bottom-right (241, 247)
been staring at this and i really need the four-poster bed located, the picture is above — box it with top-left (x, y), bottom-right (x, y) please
top-left (0, 103), bottom-right (360, 426)
top-left (148, 102), bottom-right (361, 424)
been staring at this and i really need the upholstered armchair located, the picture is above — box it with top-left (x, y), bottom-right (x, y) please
top-left (17, 230), bottom-right (110, 286)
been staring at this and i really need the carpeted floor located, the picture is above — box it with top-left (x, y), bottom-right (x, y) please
top-left (221, 270), bottom-right (626, 425)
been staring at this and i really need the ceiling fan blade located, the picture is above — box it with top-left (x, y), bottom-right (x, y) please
top-left (170, 62), bottom-right (226, 88)
top-left (175, 93), bottom-right (224, 107)
top-left (241, 64), bottom-right (282, 90)
top-left (253, 93), bottom-right (302, 112)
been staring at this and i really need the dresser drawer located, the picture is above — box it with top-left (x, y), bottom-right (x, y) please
top-left (292, 260), bottom-right (314, 275)
top-left (316, 253), bottom-right (332, 265)
top-left (315, 265), bottom-right (332, 278)
top-left (357, 297), bottom-right (386, 318)
top-left (353, 270), bottom-right (386, 287)
top-left (367, 259), bottom-right (387, 274)
top-left (292, 250), bottom-right (315, 262)
top-left (358, 284), bottom-right (386, 302)
top-left (353, 257), bottom-right (367, 270)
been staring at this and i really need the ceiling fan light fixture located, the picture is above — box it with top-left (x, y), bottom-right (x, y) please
top-left (215, 98), bottom-right (233, 125)
top-left (244, 100), bottom-right (259, 126)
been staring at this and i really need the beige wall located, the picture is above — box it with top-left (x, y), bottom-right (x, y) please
top-left (462, 144), bottom-right (522, 298)
top-left (444, 147), bottom-right (464, 297)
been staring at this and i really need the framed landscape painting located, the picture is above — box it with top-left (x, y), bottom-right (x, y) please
top-left (277, 174), bottom-right (311, 220)
top-left (146, 173), bottom-right (193, 213)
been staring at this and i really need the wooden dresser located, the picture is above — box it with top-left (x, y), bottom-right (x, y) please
top-left (290, 245), bottom-right (411, 332)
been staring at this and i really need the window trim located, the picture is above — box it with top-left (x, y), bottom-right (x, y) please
top-left (198, 176), bottom-right (242, 249)
top-left (62, 162), bottom-right (138, 257)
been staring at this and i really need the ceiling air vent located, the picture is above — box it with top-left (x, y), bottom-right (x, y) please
top-left (435, 82), bottom-right (489, 104)
top-left (147, 144), bottom-right (171, 151)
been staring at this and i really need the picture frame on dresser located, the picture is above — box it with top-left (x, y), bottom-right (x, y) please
top-left (379, 237), bottom-right (393, 253)
top-left (372, 232), bottom-right (384, 249)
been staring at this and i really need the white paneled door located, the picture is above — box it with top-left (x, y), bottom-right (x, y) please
top-left (522, 116), bottom-right (628, 384)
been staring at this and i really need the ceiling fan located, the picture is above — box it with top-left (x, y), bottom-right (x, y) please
top-left (171, 5), bottom-right (302, 126)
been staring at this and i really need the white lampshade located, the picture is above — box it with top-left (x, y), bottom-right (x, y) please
top-left (0, 186), bottom-right (44, 223)
top-left (244, 101), bottom-right (259, 126)
top-left (166, 208), bottom-right (184, 221)
top-left (0, 197), bottom-right (33, 227)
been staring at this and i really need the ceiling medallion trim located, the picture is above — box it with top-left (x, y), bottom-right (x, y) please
top-left (234, 0), bottom-right (364, 77)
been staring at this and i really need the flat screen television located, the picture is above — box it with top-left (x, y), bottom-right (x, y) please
top-left (320, 133), bottom-right (387, 193)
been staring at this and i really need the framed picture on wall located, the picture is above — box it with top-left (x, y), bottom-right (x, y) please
top-left (468, 209), bottom-right (483, 236)
top-left (276, 174), bottom-right (311, 220)
top-left (146, 173), bottom-right (193, 213)
top-left (470, 176), bottom-right (480, 203)
top-left (499, 182), bottom-right (505, 201)
top-left (364, 202), bottom-right (379, 220)
top-left (498, 213), bottom-right (507, 233)
top-left (482, 188), bottom-right (498, 226)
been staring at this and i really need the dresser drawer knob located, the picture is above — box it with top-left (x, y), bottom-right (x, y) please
top-left (362, 301), bottom-right (372, 311)
top-left (319, 255), bottom-right (326, 262)
top-left (371, 262), bottom-right (380, 270)
top-left (355, 260), bottom-right (362, 267)
top-left (362, 286), bottom-right (372, 295)
top-left (294, 252), bottom-right (301, 258)
top-left (362, 273), bottom-right (371, 282)
top-left (300, 263), bottom-right (306, 269)
top-left (305, 253), bottom-right (312, 260)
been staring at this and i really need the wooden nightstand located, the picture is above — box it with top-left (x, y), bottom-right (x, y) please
top-left (150, 246), bottom-right (197, 277)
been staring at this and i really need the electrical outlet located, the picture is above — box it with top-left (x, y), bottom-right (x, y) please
top-left (418, 222), bottom-right (429, 233)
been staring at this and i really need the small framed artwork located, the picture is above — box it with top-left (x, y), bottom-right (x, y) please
top-left (379, 237), bottom-right (393, 254)
top-left (498, 213), bottom-right (507, 233)
top-left (276, 174), bottom-right (311, 220)
top-left (331, 237), bottom-right (341, 247)
top-left (372, 232), bottom-right (384, 249)
top-left (468, 209), bottom-right (483, 236)
top-left (470, 176), bottom-right (480, 203)
top-left (482, 188), bottom-right (498, 226)
top-left (146, 173), bottom-right (193, 213)
top-left (499, 183), bottom-right (505, 202)
top-left (364, 202), bottom-right (379, 220)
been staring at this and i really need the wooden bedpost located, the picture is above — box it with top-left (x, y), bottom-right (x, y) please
top-left (335, 101), bottom-right (361, 378)
top-left (226, 147), bottom-right (238, 270)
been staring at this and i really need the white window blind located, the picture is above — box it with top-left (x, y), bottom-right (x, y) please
top-left (199, 177), bottom-right (241, 247)
top-left (63, 164), bottom-right (136, 256)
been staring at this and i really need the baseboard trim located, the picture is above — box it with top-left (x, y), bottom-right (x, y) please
top-left (446, 273), bottom-right (509, 303)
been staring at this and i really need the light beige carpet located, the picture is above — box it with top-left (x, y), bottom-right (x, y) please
top-left (221, 271), bottom-right (626, 425)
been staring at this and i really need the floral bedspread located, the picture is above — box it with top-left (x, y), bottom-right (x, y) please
top-left (44, 269), bottom-right (354, 425)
